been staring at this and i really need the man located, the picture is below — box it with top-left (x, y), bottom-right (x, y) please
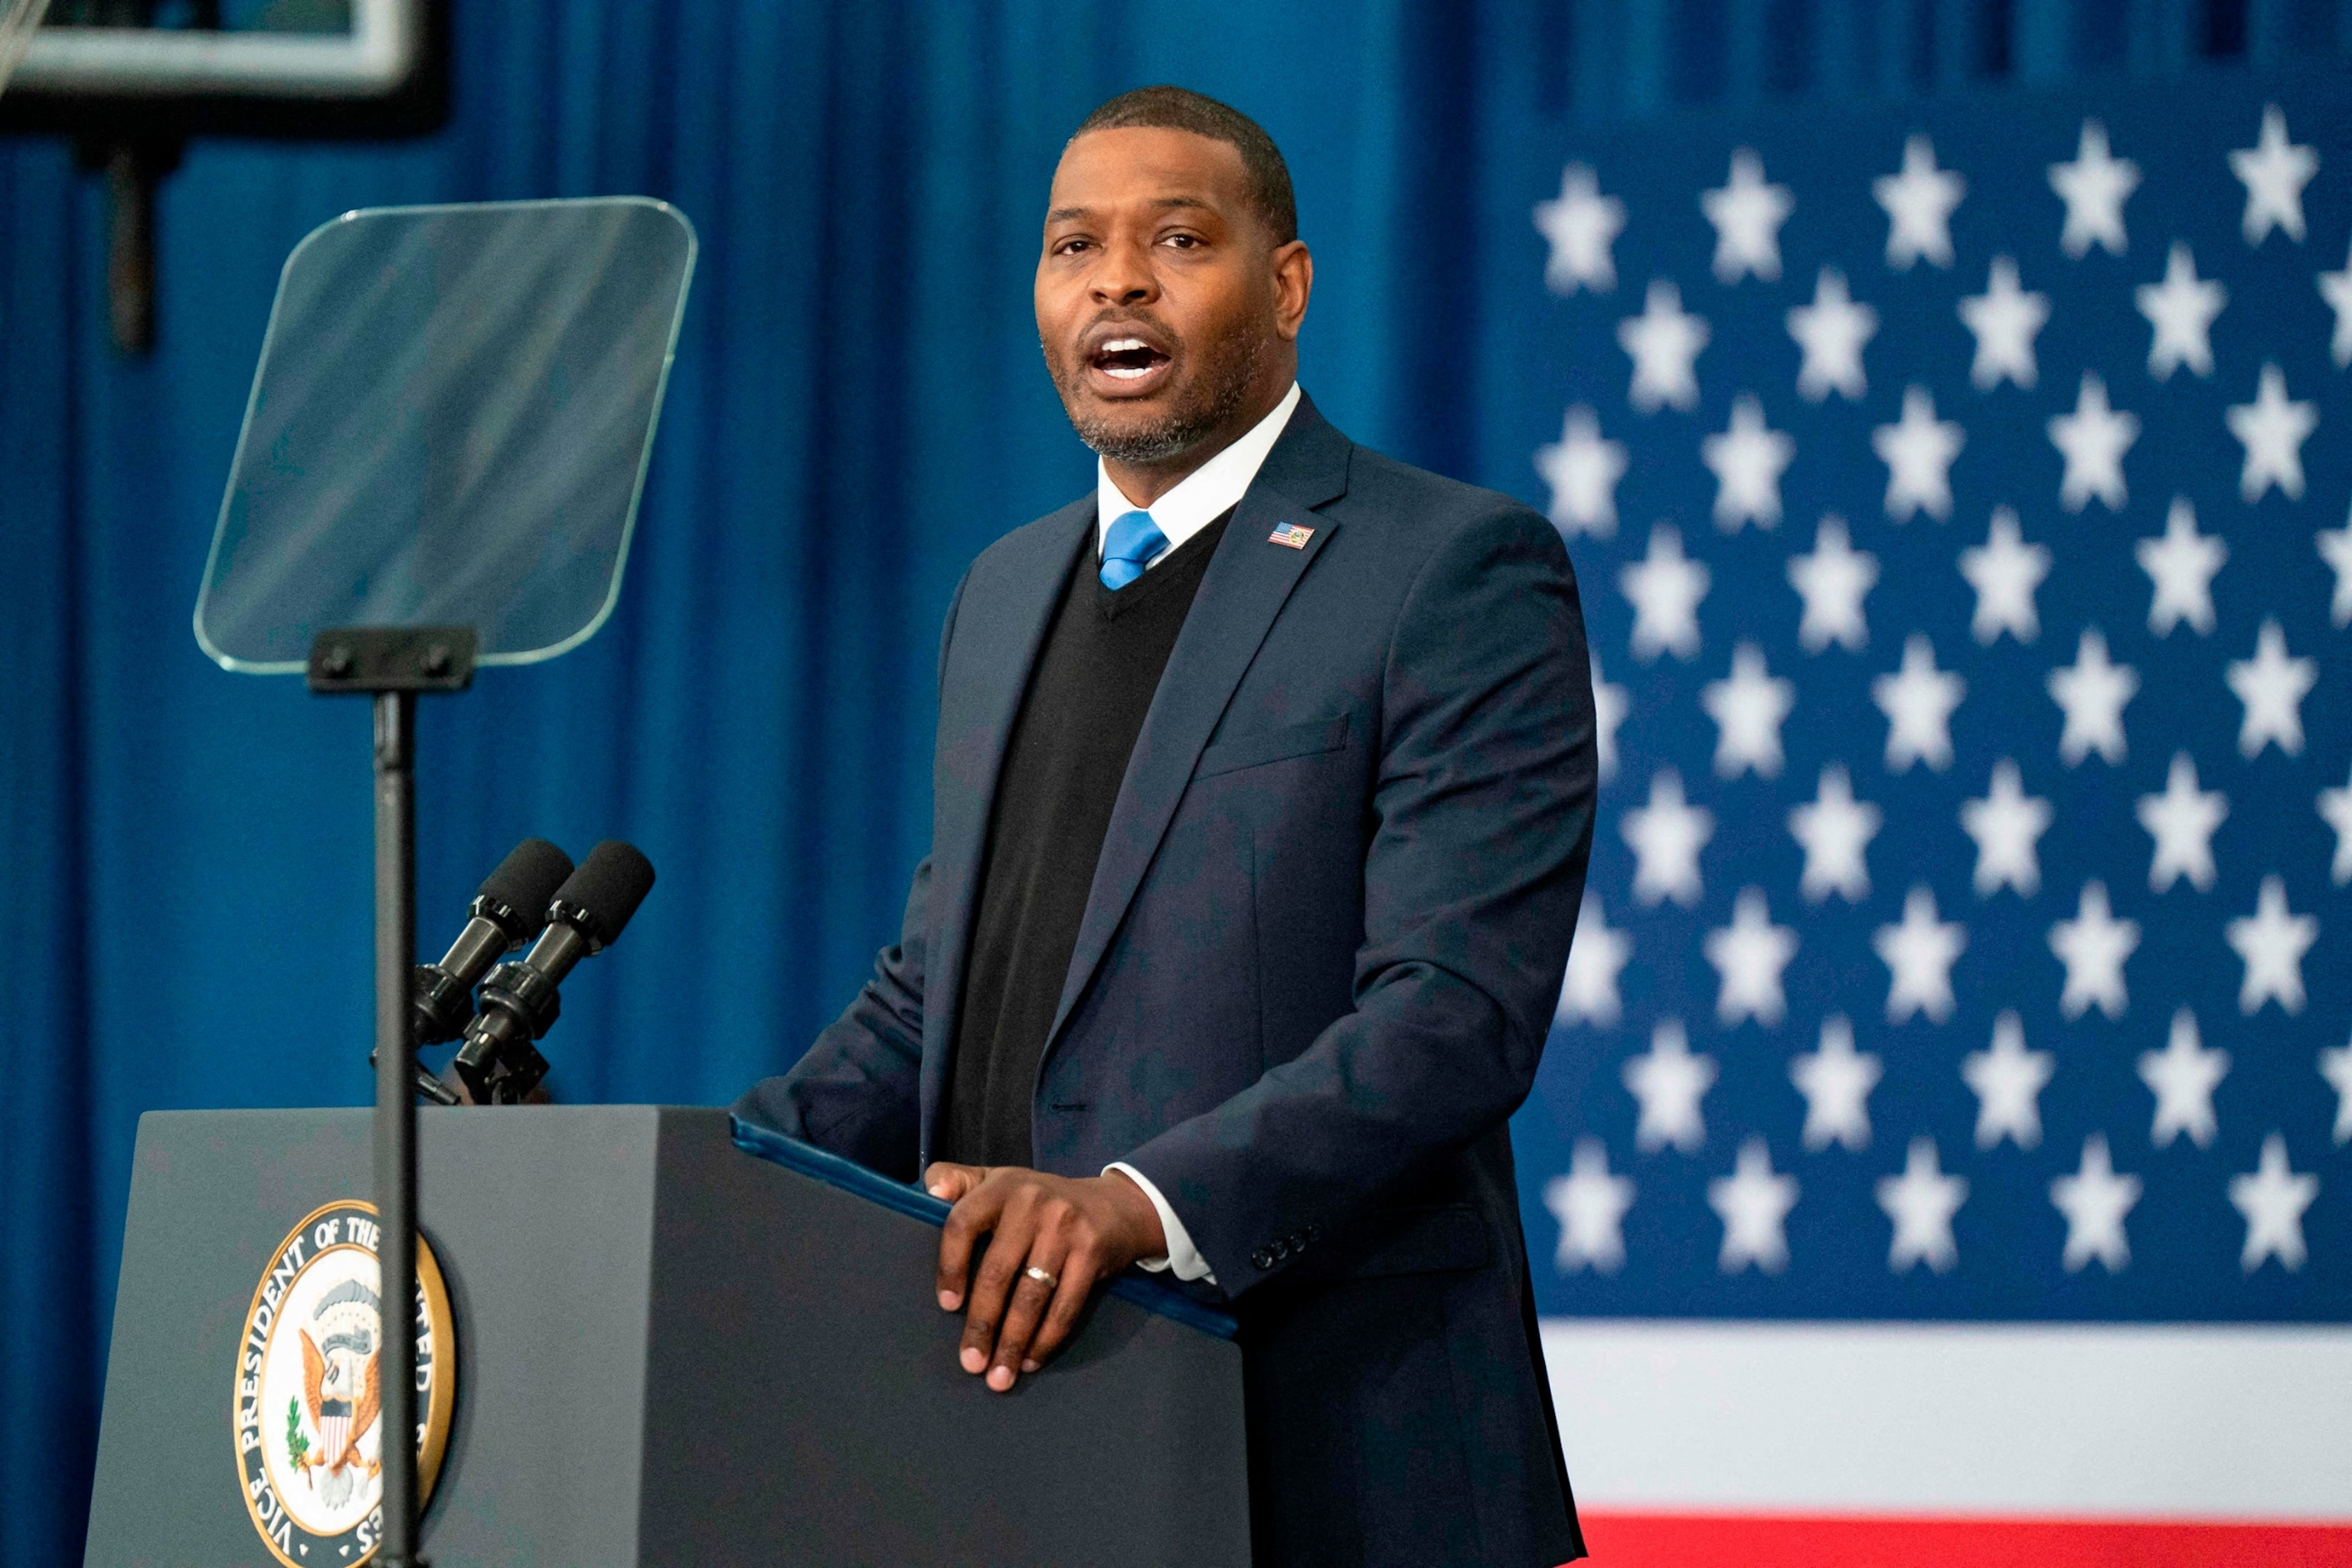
top-left (737, 85), bottom-right (1595, 1566)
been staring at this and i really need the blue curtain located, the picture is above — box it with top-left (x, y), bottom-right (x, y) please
top-left (3, 1), bottom-right (2341, 1560)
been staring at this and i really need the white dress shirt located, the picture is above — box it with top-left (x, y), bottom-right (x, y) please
top-left (1093, 381), bottom-right (1301, 1285)
top-left (1095, 381), bottom-right (1302, 567)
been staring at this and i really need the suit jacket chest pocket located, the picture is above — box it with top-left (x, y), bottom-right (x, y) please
top-left (1193, 714), bottom-right (1351, 780)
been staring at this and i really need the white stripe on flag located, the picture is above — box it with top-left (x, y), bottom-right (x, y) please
top-left (1542, 1318), bottom-right (2352, 1520)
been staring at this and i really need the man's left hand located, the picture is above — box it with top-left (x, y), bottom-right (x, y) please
top-left (924, 1164), bottom-right (1168, 1391)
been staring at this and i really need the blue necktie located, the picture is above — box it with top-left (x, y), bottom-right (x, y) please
top-left (1100, 508), bottom-right (1170, 590)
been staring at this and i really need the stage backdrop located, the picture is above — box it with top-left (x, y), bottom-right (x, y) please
top-left (3, 3), bottom-right (2347, 1566)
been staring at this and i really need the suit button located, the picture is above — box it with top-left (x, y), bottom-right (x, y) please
top-left (1252, 1248), bottom-right (1275, 1270)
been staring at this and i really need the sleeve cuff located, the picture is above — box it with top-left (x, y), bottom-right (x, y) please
top-left (1104, 1161), bottom-right (1217, 1285)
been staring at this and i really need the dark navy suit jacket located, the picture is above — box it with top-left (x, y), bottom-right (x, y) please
top-left (737, 396), bottom-right (1597, 1567)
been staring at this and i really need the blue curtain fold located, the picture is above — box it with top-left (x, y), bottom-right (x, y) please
top-left (2, 1), bottom-right (2341, 1560)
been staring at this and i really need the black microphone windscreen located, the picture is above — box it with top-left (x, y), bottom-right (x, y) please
top-left (479, 838), bottom-right (577, 925)
top-left (554, 840), bottom-right (657, 946)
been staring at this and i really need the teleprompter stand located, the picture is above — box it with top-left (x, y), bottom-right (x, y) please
top-left (305, 624), bottom-right (479, 1568)
top-left (182, 195), bottom-right (697, 1564)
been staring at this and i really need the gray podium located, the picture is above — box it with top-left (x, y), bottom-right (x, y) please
top-left (84, 1106), bottom-right (1251, 1566)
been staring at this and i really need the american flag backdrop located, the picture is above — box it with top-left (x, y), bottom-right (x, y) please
top-left (1497, 66), bottom-right (2352, 1566)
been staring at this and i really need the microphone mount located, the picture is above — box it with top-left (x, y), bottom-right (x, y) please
top-left (373, 838), bottom-right (576, 1104)
top-left (448, 841), bottom-right (655, 1106)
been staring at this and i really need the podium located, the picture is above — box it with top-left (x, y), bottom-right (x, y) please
top-left (83, 1106), bottom-right (1251, 1566)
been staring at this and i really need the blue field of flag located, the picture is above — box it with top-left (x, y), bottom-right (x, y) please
top-left (1501, 69), bottom-right (2350, 1324)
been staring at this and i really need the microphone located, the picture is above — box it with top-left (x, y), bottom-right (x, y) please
top-left (414, 838), bottom-right (578, 1045)
top-left (377, 838), bottom-right (577, 1105)
top-left (448, 840), bottom-right (657, 1106)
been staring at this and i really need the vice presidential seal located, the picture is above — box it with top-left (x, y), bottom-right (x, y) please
top-left (232, 1200), bottom-right (457, 1566)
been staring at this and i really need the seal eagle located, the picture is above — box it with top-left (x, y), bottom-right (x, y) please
top-left (297, 1278), bottom-right (382, 1507)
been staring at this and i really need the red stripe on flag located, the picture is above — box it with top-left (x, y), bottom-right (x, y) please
top-left (1579, 1511), bottom-right (2352, 1567)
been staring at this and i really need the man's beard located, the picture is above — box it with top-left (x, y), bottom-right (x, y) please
top-left (1050, 318), bottom-right (1268, 466)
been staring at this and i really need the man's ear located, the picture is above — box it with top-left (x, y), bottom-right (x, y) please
top-left (1272, 240), bottom-right (1313, 341)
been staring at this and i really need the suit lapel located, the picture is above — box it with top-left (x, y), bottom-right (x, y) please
top-left (920, 495), bottom-right (1095, 1151)
top-left (1044, 399), bottom-right (1354, 1056)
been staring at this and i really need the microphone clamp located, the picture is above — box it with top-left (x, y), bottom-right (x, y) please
top-left (477, 957), bottom-right (564, 1040)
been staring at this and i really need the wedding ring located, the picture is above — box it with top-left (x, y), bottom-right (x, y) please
top-left (1022, 1264), bottom-right (1059, 1291)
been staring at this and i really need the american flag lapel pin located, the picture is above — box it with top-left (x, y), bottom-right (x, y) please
top-left (1269, 521), bottom-right (1315, 549)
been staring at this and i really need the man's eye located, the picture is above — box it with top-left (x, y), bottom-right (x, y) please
top-left (1164, 234), bottom-right (1200, 250)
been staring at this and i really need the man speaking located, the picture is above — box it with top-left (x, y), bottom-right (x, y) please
top-left (737, 86), bottom-right (1596, 1566)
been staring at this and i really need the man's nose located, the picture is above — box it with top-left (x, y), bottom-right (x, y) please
top-left (1089, 235), bottom-right (1158, 304)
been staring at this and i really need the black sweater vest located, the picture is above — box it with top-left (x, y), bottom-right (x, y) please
top-left (936, 511), bottom-right (1234, 1168)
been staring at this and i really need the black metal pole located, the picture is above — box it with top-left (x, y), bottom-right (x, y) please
top-left (373, 690), bottom-right (425, 1567)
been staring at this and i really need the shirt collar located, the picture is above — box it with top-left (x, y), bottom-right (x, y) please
top-left (1096, 382), bottom-right (1303, 561)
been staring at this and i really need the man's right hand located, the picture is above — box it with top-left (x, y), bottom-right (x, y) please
top-left (925, 1163), bottom-right (1168, 1392)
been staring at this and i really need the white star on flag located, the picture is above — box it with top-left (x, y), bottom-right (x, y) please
top-left (2139, 1007), bottom-right (2229, 1150)
top-left (1786, 267), bottom-right (1876, 402)
top-left (2047, 627), bottom-right (2138, 766)
top-left (1591, 653), bottom-right (1628, 782)
top-left (1544, 1138), bottom-right (1635, 1273)
top-left (1535, 404), bottom-right (1628, 537)
top-left (2321, 240), bottom-right (2352, 368)
top-left (1786, 514), bottom-right (1877, 652)
top-left (2048, 372), bottom-right (2138, 512)
top-left (1702, 395), bottom-right (1795, 531)
top-left (1557, 892), bottom-right (1632, 1028)
top-left (2226, 619), bottom-right (2316, 759)
top-left (1958, 505), bottom-right (2050, 645)
top-left (1960, 757), bottom-right (2053, 898)
top-left (1958, 256), bottom-right (2050, 390)
top-left (2226, 874), bottom-right (2317, 1016)
top-left (2137, 752), bottom-right (2228, 893)
top-left (2135, 496), bottom-right (2226, 637)
top-left (1701, 642), bottom-right (1795, 779)
top-left (1790, 1014), bottom-right (1880, 1151)
top-left (1619, 279), bottom-right (1710, 412)
top-left (1625, 1018), bottom-right (1716, 1153)
top-left (2050, 1134), bottom-right (2141, 1273)
top-left (1879, 1137), bottom-right (1968, 1273)
top-left (1874, 134), bottom-right (1965, 270)
top-left (1534, 163), bottom-right (1625, 293)
top-left (1875, 633), bottom-right (1965, 773)
top-left (1700, 147), bottom-right (1793, 283)
top-left (1873, 385), bottom-right (1965, 522)
top-left (2321, 1043), bottom-right (2352, 1144)
top-left (1622, 769), bottom-right (1713, 907)
top-left (2322, 767), bottom-right (2352, 885)
top-left (2321, 516), bottom-right (2352, 627)
top-left (2135, 241), bottom-right (2226, 380)
top-left (2225, 362), bottom-right (2317, 503)
top-left (1876, 884), bottom-right (1967, 1024)
top-left (1789, 763), bottom-right (1881, 903)
top-left (2049, 119), bottom-right (2139, 258)
top-left (2050, 880), bottom-right (2140, 1021)
top-left (1963, 1010), bottom-right (2056, 1149)
top-left (1710, 1138), bottom-right (1799, 1273)
top-left (2229, 104), bottom-right (2317, 246)
top-left (1705, 887), bottom-right (1799, 1027)
top-left (2230, 1133), bottom-right (2318, 1272)
top-left (1620, 524), bottom-right (1710, 662)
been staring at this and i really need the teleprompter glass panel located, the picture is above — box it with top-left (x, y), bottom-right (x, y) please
top-left (195, 197), bottom-right (697, 671)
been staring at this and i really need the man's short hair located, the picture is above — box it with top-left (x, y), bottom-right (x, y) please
top-left (1070, 86), bottom-right (1298, 246)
